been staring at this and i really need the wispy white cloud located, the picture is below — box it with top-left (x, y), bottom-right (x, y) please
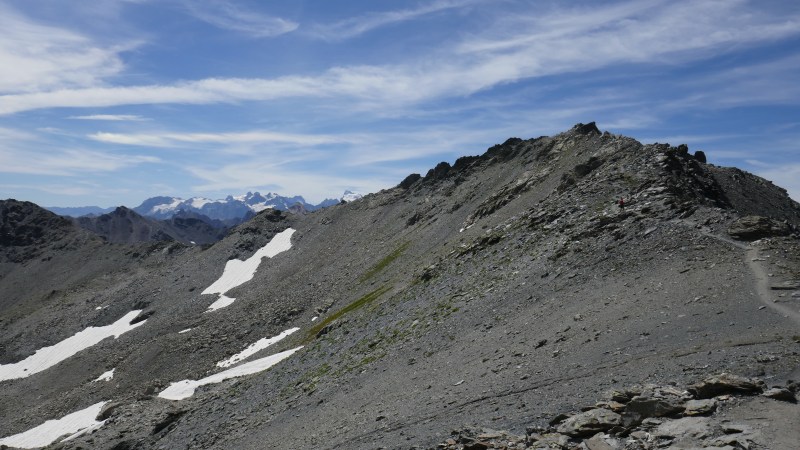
top-left (310, 0), bottom-right (483, 41)
top-left (68, 114), bottom-right (150, 121)
top-left (88, 129), bottom-right (353, 148)
top-left (182, 1), bottom-right (297, 38)
top-left (0, 126), bottom-right (38, 142)
top-left (665, 54), bottom-right (800, 110)
top-left (0, 4), bottom-right (134, 94)
top-left (0, 134), bottom-right (161, 176)
top-left (0, 145), bottom-right (159, 176)
top-left (2, 0), bottom-right (796, 116)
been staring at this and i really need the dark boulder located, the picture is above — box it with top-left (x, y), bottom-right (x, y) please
top-left (727, 215), bottom-right (791, 240)
top-left (688, 373), bottom-right (764, 399)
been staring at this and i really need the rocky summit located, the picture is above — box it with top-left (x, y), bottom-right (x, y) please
top-left (0, 123), bottom-right (799, 449)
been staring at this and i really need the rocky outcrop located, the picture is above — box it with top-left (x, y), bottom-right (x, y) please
top-left (688, 373), bottom-right (764, 398)
top-left (556, 409), bottom-right (622, 437)
top-left (437, 374), bottom-right (798, 450)
top-left (727, 215), bottom-right (792, 240)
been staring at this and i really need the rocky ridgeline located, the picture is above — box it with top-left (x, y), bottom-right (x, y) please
top-left (434, 374), bottom-right (797, 450)
top-left (2, 123), bottom-right (799, 449)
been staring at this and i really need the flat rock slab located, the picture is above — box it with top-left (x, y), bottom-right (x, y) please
top-left (655, 416), bottom-right (712, 440)
top-left (771, 280), bottom-right (800, 290)
top-left (762, 387), bottom-right (796, 403)
top-left (556, 409), bottom-right (622, 437)
top-left (688, 373), bottom-right (763, 399)
top-left (684, 399), bottom-right (717, 416)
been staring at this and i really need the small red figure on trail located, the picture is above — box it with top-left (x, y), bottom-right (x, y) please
top-left (618, 198), bottom-right (625, 209)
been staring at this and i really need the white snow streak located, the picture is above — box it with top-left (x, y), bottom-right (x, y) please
top-left (158, 346), bottom-right (303, 400)
top-left (189, 197), bottom-right (214, 208)
top-left (203, 228), bottom-right (295, 311)
top-left (0, 310), bottom-right (146, 382)
top-left (205, 294), bottom-right (236, 312)
top-left (151, 198), bottom-right (182, 214)
top-left (93, 368), bottom-right (115, 382)
top-left (178, 328), bottom-right (192, 334)
top-left (248, 203), bottom-right (274, 213)
top-left (0, 401), bottom-right (108, 448)
top-left (216, 328), bottom-right (299, 368)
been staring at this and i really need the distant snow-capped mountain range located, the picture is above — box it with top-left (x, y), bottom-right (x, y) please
top-left (47, 191), bottom-right (363, 221)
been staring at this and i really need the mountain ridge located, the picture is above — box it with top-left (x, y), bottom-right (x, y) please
top-left (47, 191), bottom-right (363, 221)
top-left (1, 123), bottom-right (799, 449)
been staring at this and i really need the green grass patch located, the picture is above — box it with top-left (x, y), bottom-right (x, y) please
top-left (305, 285), bottom-right (392, 342)
top-left (359, 241), bottom-right (410, 283)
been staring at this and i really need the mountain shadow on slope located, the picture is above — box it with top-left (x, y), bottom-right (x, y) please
top-left (76, 207), bottom-right (228, 245)
top-left (0, 199), bottom-right (91, 264)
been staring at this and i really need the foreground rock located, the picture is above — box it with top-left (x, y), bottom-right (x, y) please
top-left (556, 409), bottom-right (622, 437)
top-left (435, 374), bottom-right (799, 449)
top-left (688, 373), bottom-right (764, 399)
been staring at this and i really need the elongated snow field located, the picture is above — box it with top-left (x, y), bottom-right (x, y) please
top-left (0, 401), bottom-right (108, 448)
top-left (202, 228), bottom-right (295, 311)
top-left (0, 310), bottom-right (146, 381)
top-left (217, 327), bottom-right (299, 368)
top-left (158, 346), bottom-right (303, 400)
top-left (202, 228), bottom-right (295, 296)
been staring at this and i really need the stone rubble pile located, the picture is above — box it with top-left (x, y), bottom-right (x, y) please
top-left (434, 373), bottom-right (797, 450)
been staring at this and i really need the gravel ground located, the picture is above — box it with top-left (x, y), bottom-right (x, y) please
top-left (1, 123), bottom-right (799, 449)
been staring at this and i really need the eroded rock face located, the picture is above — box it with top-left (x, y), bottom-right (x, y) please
top-left (728, 215), bottom-right (792, 240)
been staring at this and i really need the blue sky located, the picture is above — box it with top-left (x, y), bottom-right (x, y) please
top-left (1, 0), bottom-right (799, 207)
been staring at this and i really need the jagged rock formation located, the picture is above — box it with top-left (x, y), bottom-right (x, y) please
top-left (1, 123), bottom-right (799, 449)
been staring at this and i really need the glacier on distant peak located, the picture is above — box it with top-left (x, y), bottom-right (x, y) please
top-left (131, 190), bottom-right (366, 221)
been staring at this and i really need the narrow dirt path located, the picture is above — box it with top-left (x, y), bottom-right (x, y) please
top-left (744, 246), bottom-right (800, 325)
top-left (670, 218), bottom-right (800, 326)
top-left (687, 222), bottom-right (800, 326)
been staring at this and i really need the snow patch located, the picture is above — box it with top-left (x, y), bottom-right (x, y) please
top-left (202, 228), bottom-right (295, 311)
top-left (206, 294), bottom-right (236, 312)
top-left (93, 368), bottom-right (115, 382)
top-left (0, 310), bottom-right (147, 382)
top-left (158, 346), bottom-right (303, 400)
top-left (248, 203), bottom-right (274, 213)
top-left (151, 198), bottom-right (182, 214)
top-left (311, 316), bottom-right (318, 322)
top-left (189, 197), bottom-right (214, 208)
top-left (217, 328), bottom-right (299, 368)
top-left (0, 401), bottom-right (108, 448)
top-left (178, 328), bottom-right (192, 334)
top-left (341, 190), bottom-right (363, 202)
